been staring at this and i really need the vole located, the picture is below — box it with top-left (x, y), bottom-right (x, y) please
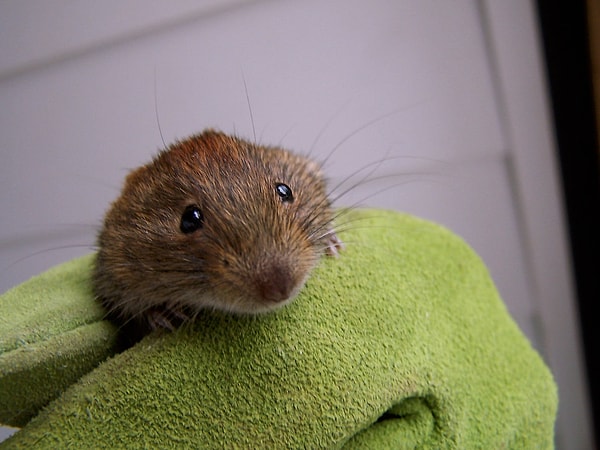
top-left (93, 129), bottom-right (343, 341)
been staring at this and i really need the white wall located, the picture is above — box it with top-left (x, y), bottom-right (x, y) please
top-left (0, 1), bottom-right (593, 447)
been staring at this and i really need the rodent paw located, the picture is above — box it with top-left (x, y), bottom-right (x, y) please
top-left (325, 232), bottom-right (345, 257)
top-left (146, 307), bottom-right (191, 331)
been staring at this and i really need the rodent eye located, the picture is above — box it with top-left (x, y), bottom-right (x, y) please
top-left (180, 205), bottom-right (204, 233)
top-left (275, 183), bottom-right (294, 203)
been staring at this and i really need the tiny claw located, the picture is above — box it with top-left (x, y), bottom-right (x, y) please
top-left (147, 310), bottom-right (176, 331)
top-left (325, 231), bottom-right (345, 257)
top-left (146, 307), bottom-right (191, 331)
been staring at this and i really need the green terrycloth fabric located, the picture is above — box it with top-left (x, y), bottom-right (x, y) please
top-left (0, 209), bottom-right (557, 448)
top-left (0, 255), bottom-right (118, 427)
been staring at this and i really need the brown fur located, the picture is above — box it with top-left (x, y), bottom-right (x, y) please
top-left (93, 130), bottom-right (341, 340)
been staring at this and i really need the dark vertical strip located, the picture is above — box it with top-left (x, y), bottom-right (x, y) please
top-left (535, 0), bottom-right (600, 445)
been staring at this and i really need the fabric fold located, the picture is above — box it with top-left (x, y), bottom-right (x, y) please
top-left (0, 209), bottom-right (557, 448)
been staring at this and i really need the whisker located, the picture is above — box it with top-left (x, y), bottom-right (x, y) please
top-left (153, 68), bottom-right (167, 150)
top-left (319, 107), bottom-right (415, 168)
top-left (242, 71), bottom-right (257, 143)
top-left (329, 170), bottom-right (446, 207)
top-left (305, 100), bottom-right (351, 159)
top-left (1, 244), bottom-right (97, 272)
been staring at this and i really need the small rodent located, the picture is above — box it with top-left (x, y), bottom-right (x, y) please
top-left (93, 129), bottom-right (342, 342)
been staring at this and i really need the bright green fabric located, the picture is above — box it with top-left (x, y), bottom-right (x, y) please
top-left (0, 254), bottom-right (117, 427)
top-left (0, 209), bottom-right (557, 448)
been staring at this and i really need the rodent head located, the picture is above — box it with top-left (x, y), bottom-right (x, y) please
top-left (94, 130), bottom-right (335, 325)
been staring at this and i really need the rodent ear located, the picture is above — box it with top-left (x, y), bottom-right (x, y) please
top-left (121, 166), bottom-right (148, 192)
top-left (199, 128), bottom-right (226, 140)
top-left (303, 158), bottom-right (323, 175)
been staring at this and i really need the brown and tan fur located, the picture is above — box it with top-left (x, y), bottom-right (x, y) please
top-left (93, 130), bottom-right (342, 341)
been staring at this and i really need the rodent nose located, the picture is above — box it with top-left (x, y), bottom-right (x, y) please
top-left (254, 264), bottom-right (297, 304)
